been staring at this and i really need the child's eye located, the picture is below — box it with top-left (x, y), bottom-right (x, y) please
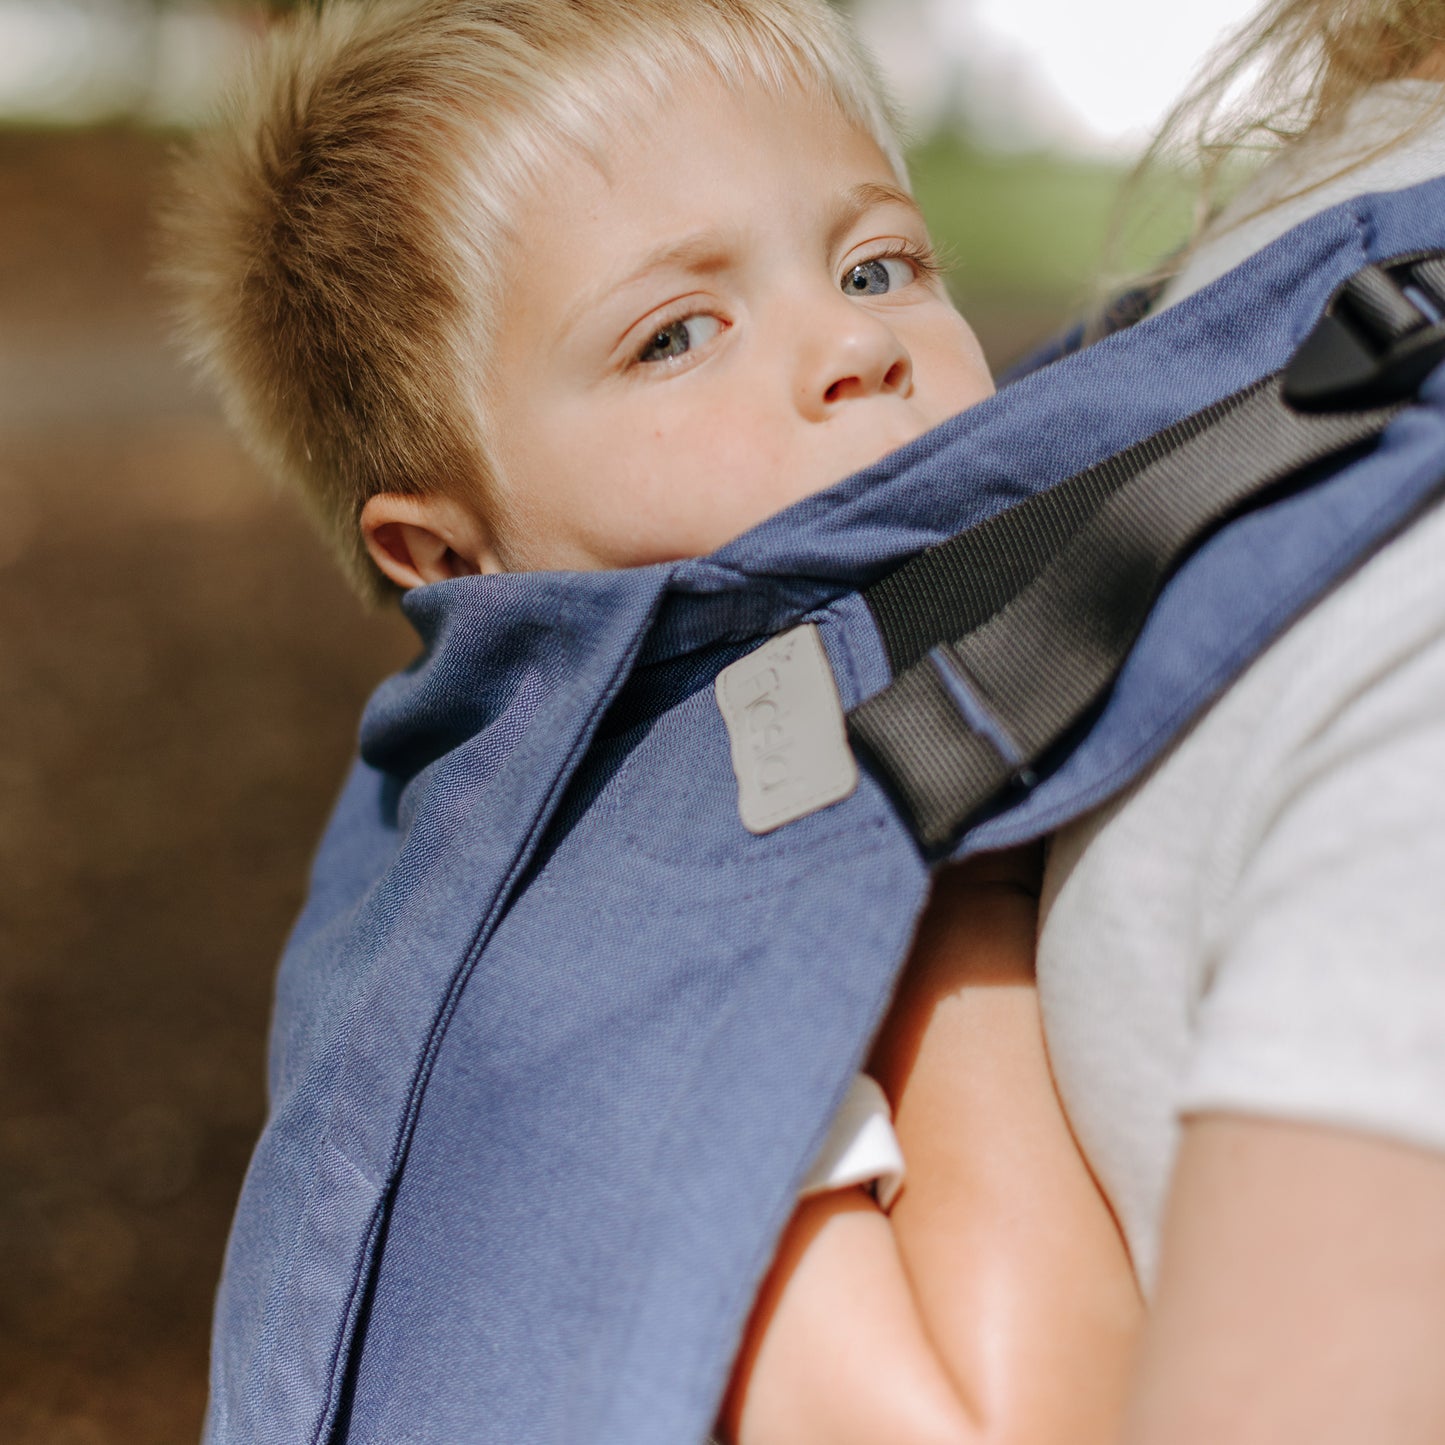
top-left (841, 255), bottom-right (917, 296)
top-left (636, 313), bottom-right (722, 364)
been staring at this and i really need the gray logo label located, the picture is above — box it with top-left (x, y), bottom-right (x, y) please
top-left (715, 623), bottom-right (859, 834)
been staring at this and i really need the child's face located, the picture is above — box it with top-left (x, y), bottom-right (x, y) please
top-left (482, 74), bottom-right (994, 573)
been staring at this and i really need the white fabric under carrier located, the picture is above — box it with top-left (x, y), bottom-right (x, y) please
top-left (798, 1072), bottom-right (905, 1210)
top-left (1040, 80), bottom-right (1445, 1292)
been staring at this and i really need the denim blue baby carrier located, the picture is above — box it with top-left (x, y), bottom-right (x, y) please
top-left (207, 178), bottom-right (1445, 1445)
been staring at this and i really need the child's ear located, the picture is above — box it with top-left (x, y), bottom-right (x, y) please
top-left (360, 492), bottom-right (502, 589)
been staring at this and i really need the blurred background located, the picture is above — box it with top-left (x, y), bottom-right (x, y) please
top-left (0, 1), bottom-right (1251, 1439)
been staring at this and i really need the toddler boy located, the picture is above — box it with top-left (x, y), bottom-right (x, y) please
top-left (168, 2), bottom-right (1136, 1441)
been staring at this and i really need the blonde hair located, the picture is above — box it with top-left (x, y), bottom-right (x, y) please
top-left (1131, 0), bottom-right (1445, 252)
top-left (162, 0), bottom-right (904, 602)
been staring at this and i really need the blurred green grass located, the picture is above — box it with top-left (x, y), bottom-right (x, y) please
top-left (909, 130), bottom-right (1193, 314)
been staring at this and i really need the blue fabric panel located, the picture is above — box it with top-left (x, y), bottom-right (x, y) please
top-left (341, 643), bottom-right (929, 1443)
top-left (206, 178), bottom-right (1445, 1445)
top-left (209, 570), bottom-right (671, 1442)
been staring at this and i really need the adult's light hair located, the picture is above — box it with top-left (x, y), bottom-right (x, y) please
top-left (162, 0), bottom-right (904, 602)
top-left (1122, 0), bottom-right (1445, 266)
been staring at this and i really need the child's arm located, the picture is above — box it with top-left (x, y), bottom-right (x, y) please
top-left (717, 851), bottom-right (1140, 1445)
top-left (716, 1185), bottom-right (989, 1445)
top-left (872, 851), bottom-right (1141, 1444)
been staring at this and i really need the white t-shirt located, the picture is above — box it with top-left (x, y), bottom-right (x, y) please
top-left (1037, 82), bottom-right (1445, 1292)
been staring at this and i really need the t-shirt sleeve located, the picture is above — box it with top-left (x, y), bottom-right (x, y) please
top-left (1181, 613), bottom-right (1445, 1152)
top-left (798, 1073), bottom-right (905, 1210)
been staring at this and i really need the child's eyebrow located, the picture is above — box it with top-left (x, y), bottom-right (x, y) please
top-left (564, 232), bottom-right (737, 344)
top-left (828, 181), bottom-right (924, 250)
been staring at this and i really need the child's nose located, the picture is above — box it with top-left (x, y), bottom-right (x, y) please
top-left (795, 307), bottom-right (913, 421)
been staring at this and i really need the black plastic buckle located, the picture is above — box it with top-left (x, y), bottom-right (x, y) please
top-left (1283, 253), bottom-right (1445, 411)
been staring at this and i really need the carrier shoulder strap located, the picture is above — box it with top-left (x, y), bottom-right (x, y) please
top-left (850, 254), bottom-right (1445, 851)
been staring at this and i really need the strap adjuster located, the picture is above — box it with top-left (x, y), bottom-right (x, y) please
top-left (1284, 255), bottom-right (1445, 411)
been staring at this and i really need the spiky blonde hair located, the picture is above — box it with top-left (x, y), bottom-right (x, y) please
top-left (162, 0), bottom-right (904, 602)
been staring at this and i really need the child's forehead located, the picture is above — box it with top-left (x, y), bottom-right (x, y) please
top-left (500, 71), bottom-right (896, 228)
top-left (622, 70), bottom-right (839, 147)
top-left (451, 42), bottom-right (900, 218)
top-left (477, 76), bottom-right (919, 361)
top-left (437, 43), bottom-right (908, 346)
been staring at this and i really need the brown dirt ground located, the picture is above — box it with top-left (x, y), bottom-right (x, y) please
top-left (0, 127), bottom-right (415, 1444)
top-left (0, 127), bottom-right (1063, 1443)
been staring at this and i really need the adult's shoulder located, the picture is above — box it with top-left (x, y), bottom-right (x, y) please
top-left (1157, 78), bottom-right (1445, 308)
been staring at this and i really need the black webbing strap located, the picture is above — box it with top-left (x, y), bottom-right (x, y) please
top-left (849, 253), bottom-right (1445, 852)
top-left (864, 381), bottom-right (1261, 675)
